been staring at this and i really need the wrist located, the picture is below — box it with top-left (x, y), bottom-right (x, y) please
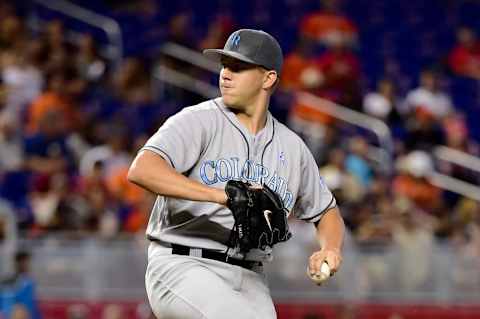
top-left (321, 245), bottom-right (341, 253)
top-left (211, 188), bottom-right (228, 205)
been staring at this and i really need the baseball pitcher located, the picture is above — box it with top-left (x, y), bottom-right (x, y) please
top-left (128, 28), bottom-right (345, 319)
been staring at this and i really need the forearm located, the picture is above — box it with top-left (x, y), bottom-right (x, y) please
top-left (128, 150), bottom-right (227, 205)
top-left (316, 206), bottom-right (345, 252)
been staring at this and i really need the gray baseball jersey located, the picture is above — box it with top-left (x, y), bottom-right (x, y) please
top-left (141, 97), bottom-right (336, 262)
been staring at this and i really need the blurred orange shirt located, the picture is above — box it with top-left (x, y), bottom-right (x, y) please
top-left (282, 54), bottom-right (334, 124)
top-left (281, 53), bottom-right (312, 90)
top-left (26, 91), bottom-right (75, 133)
top-left (300, 12), bottom-right (357, 42)
top-left (124, 208), bottom-right (149, 233)
top-left (393, 175), bottom-right (442, 212)
top-left (282, 52), bottom-right (352, 125)
top-left (106, 166), bottom-right (145, 206)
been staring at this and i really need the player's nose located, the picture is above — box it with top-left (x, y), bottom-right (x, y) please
top-left (221, 67), bottom-right (233, 80)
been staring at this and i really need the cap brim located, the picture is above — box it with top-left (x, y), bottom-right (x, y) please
top-left (203, 49), bottom-right (258, 66)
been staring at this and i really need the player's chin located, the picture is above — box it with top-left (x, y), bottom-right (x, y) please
top-left (221, 94), bottom-right (240, 108)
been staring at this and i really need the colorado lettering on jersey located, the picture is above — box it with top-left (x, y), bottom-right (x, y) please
top-left (200, 157), bottom-right (294, 209)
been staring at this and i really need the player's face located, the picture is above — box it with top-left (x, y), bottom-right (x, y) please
top-left (219, 56), bottom-right (267, 109)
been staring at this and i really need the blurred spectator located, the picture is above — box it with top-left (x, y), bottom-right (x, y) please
top-left (438, 112), bottom-right (480, 184)
top-left (41, 21), bottom-right (88, 101)
top-left (123, 191), bottom-right (154, 233)
top-left (105, 58), bottom-right (164, 138)
top-left (199, 13), bottom-right (235, 51)
top-left (448, 27), bottom-right (480, 80)
top-left (283, 36), bottom-right (361, 108)
top-left (28, 173), bottom-right (64, 230)
top-left (403, 114), bottom-right (445, 150)
top-left (0, 14), bottom-right (26, 51)
top-left (21, 110), bottom-right (74, 230)
top-left (79, 123), bottom-right (132, 179)
top-left (392, 209), bottom-right (434, 292)
top-left (443, 112), bottom-right (479, 155)
top-left (26, 71), bottom-right (78, 135)
top-left (0, 251), bottom-right (41, 319)
top-left (42, 20), bottom-right (73, 61)
top-left (344, 136), bottom-right (374, 187)
top-left (130, 0), bottom-right (168, 54)
top-left (23, 110), bottom-right (73, 176)
top-left (353, 177), bottom-right (400, 244)
top-left (75, 34), bottom-right (107, 84)
top-left (282, 38), bottom-right (336, 159)
top-left (403, 70), bottom-right (449, 149)
top-left (166, 12), bottom-right (195, 49)
top-left (404, 69), bottom-right (453, 121)
top-left (110, 0), bottom-right (167, 56)
top-left (319, 148), bottom-right (364, 204)
top-left (158, 11), bottom-right (208, 107)
top-left (77, 124), bottom-right (135, 235)
top-left (0, 2), bottom-right (16, 28)
top-left (282, 38), bottom-right (335, 128)
top-left (315, 39), bottom-right (361, 108)
top-left (113, 58), bottom-right (152, 106)
top-left (363, 78), bottom-right (402, 124)
top-left (282, 35), bottom-right (359, 162)
top-left (393, 151), bottom-right (442, 213)
top-left (299, 0), bottom-right (358, 49)
top-left (1, 41), bottom-right (44, 125)
top-left (76, 160), bottom-right (117, 235)
top-left (354, 201), bottom-right (393, 244)
top-left (282, 39), bottom-right (322, 92)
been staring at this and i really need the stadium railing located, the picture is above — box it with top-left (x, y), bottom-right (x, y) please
top-left (30, 0), bottom-right (123, 67)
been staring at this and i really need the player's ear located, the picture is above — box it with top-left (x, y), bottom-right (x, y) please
top-left (262, 70), bottom-right (278, 90)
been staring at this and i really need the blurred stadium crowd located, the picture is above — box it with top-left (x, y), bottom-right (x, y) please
top-left (0, 0), bottom-right (480, 318)
top-left (0, 0), bottom-right (478, 247)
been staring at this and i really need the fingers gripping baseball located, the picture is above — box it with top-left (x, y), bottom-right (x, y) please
top-left (307, 249), bottom-right (342, 285)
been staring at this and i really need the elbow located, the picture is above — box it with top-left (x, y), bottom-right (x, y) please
top-left (127, 164), bottom-right (142, 185)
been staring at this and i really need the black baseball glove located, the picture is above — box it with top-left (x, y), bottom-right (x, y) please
top-left (225, 180), bottom-right (292, 254)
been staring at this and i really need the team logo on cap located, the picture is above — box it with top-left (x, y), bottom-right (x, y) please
top-left (232, 34), bottom-right (241, 48)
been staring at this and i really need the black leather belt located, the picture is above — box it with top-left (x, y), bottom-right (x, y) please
top-left (171, 244), bottom-right (262, 270)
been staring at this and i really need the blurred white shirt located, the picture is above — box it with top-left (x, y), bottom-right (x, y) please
top-left (363, 92), bottom-right (393, 119)
top-left (2, 64), bottom-right (43, 120)
top-left (405, 87), bottom-right (453, 118)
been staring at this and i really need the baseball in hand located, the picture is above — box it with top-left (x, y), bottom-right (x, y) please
top-left (308, 262), bottom-right (331, 285)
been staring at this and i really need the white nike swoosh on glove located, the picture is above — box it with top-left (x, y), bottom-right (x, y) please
top-left (263, 210), bottom-right (272, 231)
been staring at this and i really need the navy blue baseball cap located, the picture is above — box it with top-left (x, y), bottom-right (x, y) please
top-left (203, 29), bottom-right (283, 75)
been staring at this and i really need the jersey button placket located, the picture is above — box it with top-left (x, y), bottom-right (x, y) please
top-left (251, 136), bottom-right (261, 159)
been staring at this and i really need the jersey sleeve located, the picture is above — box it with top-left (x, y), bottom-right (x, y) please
top-left (140, 107), bottom-right (208, 173)
top-left (293, 142), bottom-right (337, 223)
